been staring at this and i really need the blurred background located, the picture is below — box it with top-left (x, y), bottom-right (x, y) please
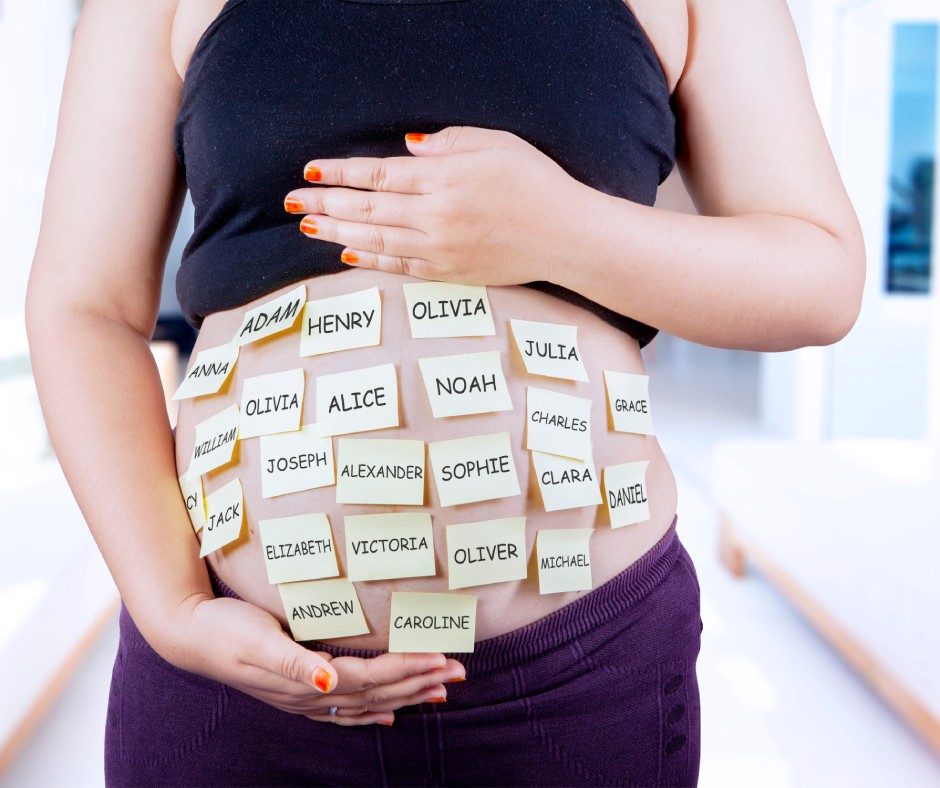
top-left (2, 0), bottom-right (940, 785)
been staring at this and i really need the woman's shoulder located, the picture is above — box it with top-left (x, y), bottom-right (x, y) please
top-left (624, 0), bottom-right (689, 95)
top-left (170, 0), bottom-right (229, 82)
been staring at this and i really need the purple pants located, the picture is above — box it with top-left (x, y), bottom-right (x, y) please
top-left (104, 515), bottom-right (702, 787)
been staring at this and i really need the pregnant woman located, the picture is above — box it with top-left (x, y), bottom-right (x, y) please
top-left (26, 0), bottom-right (864, 785)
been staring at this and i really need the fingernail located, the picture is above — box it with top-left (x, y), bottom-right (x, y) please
top-left (445, 677), bottom-right (465, 683)
top-left (379, 720), bottom-right (394, 727)
top-left (299, 217), bottom-right (318, 235)
top-left (284, 197), bottom-right (305, 213)
top-left (313, 667), bottom-right (332, 693)
top-left (304, 165), bottom-right (323, 182)
top-left (341, 251), bottom-right (358, 264)
top-left (405, 132), bottom-right (427, 143)
top-left (426, 697), bottom-right (447, 703)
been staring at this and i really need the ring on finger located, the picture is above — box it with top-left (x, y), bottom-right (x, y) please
top-left (328, 706), bottom-right (339, 717)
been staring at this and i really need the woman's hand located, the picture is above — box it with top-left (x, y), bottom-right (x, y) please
top-left (284, 126), bottom-right (591, 286)
top-left (167, 595), bottom-right (465, 726)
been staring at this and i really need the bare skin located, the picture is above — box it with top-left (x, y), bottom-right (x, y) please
top-left (26, 0), bottom-right (864, 727)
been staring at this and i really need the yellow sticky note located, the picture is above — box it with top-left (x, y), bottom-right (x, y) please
top-left (185, 404), bottom-right (239, 480)
top-left (315, 363), bottom-right (399, 437)
top-left (531, 450), bottom-right (602, 512)
top-left (536, 528), bottom-right (593, 594)
top-left (403, 282), bottom-right (495, 338)
top-left (388, 592), bottom-right (477, 653)
top-left (603, 371), bottom-right (654, 435)
top-left (238, 368), bottom-right (304, 440)
top-left (172, 343), bottom-right (239, 401)
top-left (603, 460), bottom-right (651, 528)
top-left (344, 513), bottom-right (436, 581)
top-left (446, 516), bottom-right (528, 590)
top-left (233, 285), bottom-right (306, 346)
top-left (278, 578), bottom-right (370, 642)
top-left (418, 351), bottom-right (513, 418)
top-left (199, 478), bottom-right (244, 557)
top-left (300, 287), bottom-right (382, 357)
top-left (525, 386), bottom-right (593, 461)
top-left (178, 474), bottom-right (206, 532)
top-left (259, 513), bottom-right (339, 584)
top-left (428, 431), bottom-right (521, 507)
top-left (335, 438), bottom-right (425, 505)
top-left (509, 319), bottom-right (588, 381)
top-left (259, 425), bottom-right (334, 499)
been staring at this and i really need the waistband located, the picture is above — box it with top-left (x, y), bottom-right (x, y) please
top-left (211, 513), bottom-right (682, 675)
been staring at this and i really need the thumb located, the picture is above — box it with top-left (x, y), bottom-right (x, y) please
top-left (268, 635), bottom-right (338, 694)
top-left (404, 125), bottom-right (509, 155)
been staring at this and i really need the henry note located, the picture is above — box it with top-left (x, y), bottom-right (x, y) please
top-left (525, 386), bottom-right (592, 461)
top-left (300, 287), bottom-right (381, 356)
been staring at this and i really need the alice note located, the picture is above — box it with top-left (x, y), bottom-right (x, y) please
top-left (403, 282), bottom-right (495, 338)
top-left (388, 592), bottom-right (477, 653)
top-left (446, 516), bottom-right (527, 590)
top-left (279, 578), bottom-right (369, 642)
top-left (315, 363), bottom-right (399, 437)
top-left (428, 432), bottom-right (520, 507)
top-left (526, 386), bottom-right (592, 461)
top-left (532, 450), bottom-right (602, 512)
top-left (199, 478), bottom-right (244, 557)
top-left (336, 438), bottom-right (424, 505)
top-left (233, 285), bottom-right (306, 346)
top-left (536, 528), bottom-right (593, 594)
top-left (172, 343), bottom-right (239, 401)
top-left (300, 287), bottom-right (381, 357)
top-left (239, 368), bottom-right (304, 440)
top-left (418, 351), bottom-right (513, 418)
top-left (510, 319), bottom-right (588, 381)
top-left (604, 371), bottom-right (654, 435)
top-left (259, 425), bottom-right (334, 498)
top-left (259, 513), bottom-right (338, 584)
top-left (344, 513), bottom-right (435, 581)
top-left (185, 404), bottom-right (239, 480)
top-left (178, 474), bottom-right (206, 532)
top-left (603, 460), bottom-right (651, 528)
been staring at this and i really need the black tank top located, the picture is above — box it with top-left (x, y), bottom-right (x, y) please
top-left (174, 0), bottom-right (675, 347)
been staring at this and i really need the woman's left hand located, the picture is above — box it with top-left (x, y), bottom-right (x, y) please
top-left (284, 126), bottom-right (593, 286)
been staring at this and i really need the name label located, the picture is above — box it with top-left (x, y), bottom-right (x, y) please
top-left (199, 478), bottom-right (244, 558)
top-left (335, 438), bottom-right (425, 505)
top-left (279, 578), bottom-right (369, 641)
top-left (172, 343), bottom-right (239, 401)
top-left (388, 592), bottom-right (477, 653)
top-left (259, 513), bottom-right (339, 584)
top-left (315, 363), bottom-right (399, 437)
top-left (344, 513), bottom-right (436, 582)
top-left (531, 450), bottom-right (602, 512)
top-left (525, 386), bottom-right (593, 462)
top-left (428, 431), bottom-right (521, 507)
top-left (510, 319), bottom-right (588, 381)
top-left (178, 474), bottom-right (206, 532)
top-left (403, 282), bottom-right (495, 338)
top-left (185, 404), bottom-right (240, 480)
top-left (418, 350), bottom-right (513, 418)
top-left (233, 285), bottom-right (306, 346)
top-left (536, 528), bottom-right (594, 594)
top-left (238, 368), bottom-right (305, 440)
top-left (603, 460), bottom-right (651, 528)
top-left (603, 371), bottom-right (655, 435)
top-left (446, 516), bottom-right (528, 590)
top-left (300, 286), bottom-right (382, 356)
top-left (259, 424), bottom-right (334, 499)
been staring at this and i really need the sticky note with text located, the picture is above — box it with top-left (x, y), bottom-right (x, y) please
top-left (603, 371), bottom-right (654, 435)
top-left (525, 386), bottom-right (592, 461)
top-left (403, 282), bottom-right (495, 338)
top-left (178, 474), bottom-right (206, 532)
top-left (259, 513), bottom-right (339, 584)
top-left (428, 431), bottom-right (521, 507)
top-left (315, 363), bottom-right (399, 437)
top-left (185, 404), bottom-right (239, 480)
top-left (239, 368), bottom-right (304, 440)
top-left (279, 578), bottom-right (370, 642)
top-left (199, 477), bottom-right (244, 557)
top-left (536, 528), bottom-right (593, 594)
top-left (603, 460), bottom-right (651, 528)
top-left (531, 450), bottom-right (602, 512)
top-left (510, 319), bottom-right (588, 381)
top-left (446, 516), bottom-right (527, 590)
top-left (172, 343), bottom-right (239, 401)
top-left (259, 425), bottom-right (334, 498)
top-left (388, 592), bottom-right (477, 653)
top-left (335, 438), bottom-right (425, 505)
top-left (418, 350), bottom-right (513, 418)
top-left (233, 285), bottom-right (306, 346)
top-left (300, 286), bottom-right (381, 357)
top-left (344, 513), bottom-right (436, 581)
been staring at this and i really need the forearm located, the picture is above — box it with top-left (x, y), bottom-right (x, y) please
top-left (554, 182), bottom-right (864, 353)
top-left (27, 306), bottom-right (212, 657)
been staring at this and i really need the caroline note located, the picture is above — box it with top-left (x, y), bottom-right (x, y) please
top-left (536, 528), bottom-right (593, 594)
top-left (418, 350), bottom-right (513, 418)
top-left (178, 474), bottom-right (206, 532)
top-left (199, 478), bottom-right (244, 557)
top-left (172, 342), bottom-right (239, 401)
top-left (388, 592), bottom-right (477, 653)
top-left (278, 578), bottom-right (369, 642)
top-left (185, 404), bottom-right (239, 480)
top-left (403, 282), bottom-right (495, 338)
top-left (344, 513), bottom-right (436, 582)
top-left (335, 438), bottom-right (425, 505)
top-left (239, 368), bottom-right (304, 440)
top-left (428, 431), bottom-right (521, 507)
top-left (259, 425), bottom-right (334, 499)
top-left (604, 371), bottom-right (654, 435)
top-left (525, 386), bottom-right (593, 461)
top-left (259, 513), bottom-right (339, 584)
top-left (315, 363), bottom-right (399, 437)
top-left (531, 450), bottom-right (602, 512)
top-left (233, 285), bottom-right (306, 346)
top-left (300, 286), bottom-right (382, 357)
top-left (510, 318), bottom-right (588, 381)
top-left (446, 516), bottom-right (528, 590)
top-left (603, 460), bottom-right (651, 528)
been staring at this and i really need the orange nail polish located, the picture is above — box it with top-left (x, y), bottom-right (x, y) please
top-left (299, 217), bottom-right (318, 235)
top-left (341, 251), bottom-right (359, 264)
top-left (405, 132), bottom-right (427, 143)
top-left (284, 197), bottom-right (305, 213)
top-left (379, 720), bottom-right (394, 727)
top-left (313, 667), bottom-right (332, 693)
top-left (304, 166), bottom-right (323, 182)
top-left (426, 697), bottom-right (447, 703)
top-left (446, 677), bottom-right (466, 683)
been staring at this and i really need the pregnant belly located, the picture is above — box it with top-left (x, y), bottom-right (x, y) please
top-left (174, 268), bottom-right (677, 650)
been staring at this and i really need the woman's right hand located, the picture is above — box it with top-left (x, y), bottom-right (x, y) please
top-left (167, 594), bottom-right (466, 726)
